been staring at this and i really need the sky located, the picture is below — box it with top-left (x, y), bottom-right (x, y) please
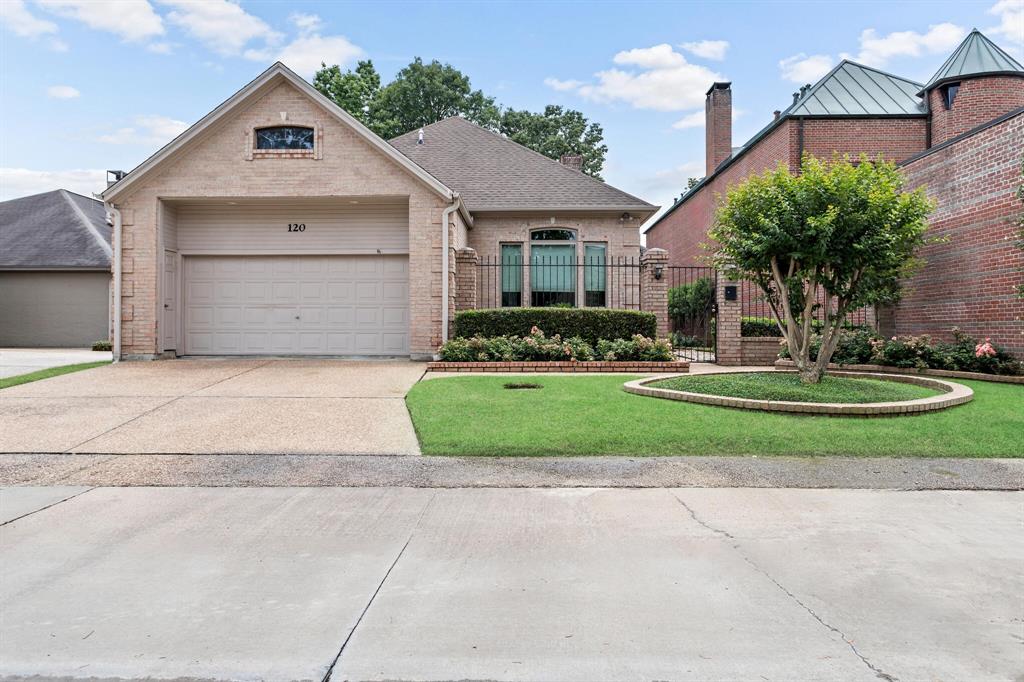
top-left (1, 0), bottom-right (1022, 219)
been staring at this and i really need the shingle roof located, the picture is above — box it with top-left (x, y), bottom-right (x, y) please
top-left (0, 190), bottom-right (112, 269)
top-left (921, 29), bottom-right (1024, 94)
top-left (389, 117), bottom-right (657, 213)
top-left (788, 61), bottom-right (925, 116)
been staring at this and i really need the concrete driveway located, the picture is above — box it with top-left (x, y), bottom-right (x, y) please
top-left (0, 486), bottom-right (1019, 681)
top-left (0, 359), bottom-right (425, 455)
top-left (0, 348), bottom-right (112, 379)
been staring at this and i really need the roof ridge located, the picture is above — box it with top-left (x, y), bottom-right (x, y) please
top-left (59, 189), bottom-right (112, 258)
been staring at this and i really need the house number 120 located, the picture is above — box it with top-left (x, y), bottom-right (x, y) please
top-left (288, 223), bottom-right (306, 232)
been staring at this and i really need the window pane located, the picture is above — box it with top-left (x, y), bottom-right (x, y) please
top-left (531, 229), bottom-right (576, 241)
top-left (584, 244), bottom-right (606, 307)
top-left (531, 244), bottom-right (575, 307)
top-left (501, 244), bottom-right (522, 307)
top-left (256, 126), bottom-right (314, 150)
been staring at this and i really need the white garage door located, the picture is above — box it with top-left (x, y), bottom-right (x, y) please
top-left (184, 255), bottom-right (409, 356)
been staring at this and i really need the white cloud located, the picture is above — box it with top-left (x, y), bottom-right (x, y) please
top-left (271, 34), bottom-right (364, 77)
top-left (98, 115), bottom-right (188, 146)
top-left (38, 0), bottom-right (164, 42)
top-left (779, 53), bottom-right (834, 84)
top-left (544, 77), bottom-right (583, 91)
top-left (988, 0), bottom-right (1024, 53)
top-left (671, 107), bottom-right (744, 130)
top-left (289, 12), bottom-right (322, 35)
top-left (163, 0), bottom-right (280, 56)
top-left (633, 160), bottom-right (705, 220)
top-left (47, 84), bottom-right (80, 99)
top-left (0, 168), bottom-right (107, 201)
top-left (0, 0), bottom-right (65, 50)
top-left (841, 23), bottom-right (966, 68)
top-left (680, 39), bottom-right (729, 61)
top-left (553, 43), bottom-right (724, 112)
top-left (147, 41), bottom-right (174, 54)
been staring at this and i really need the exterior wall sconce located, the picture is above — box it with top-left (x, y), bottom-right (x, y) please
top-left (654, 264), bottom-right (664, 280)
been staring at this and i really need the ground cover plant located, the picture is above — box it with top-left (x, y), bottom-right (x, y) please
top-left (0, 361), bottom-right (110, 390)
top-left (406, 375), bottom-right (1022, 457)
top-left (649, 372), bottom-right (938, 404)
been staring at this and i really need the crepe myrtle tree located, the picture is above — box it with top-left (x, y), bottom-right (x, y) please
top-left (709, 155), bottom-right (934, 384)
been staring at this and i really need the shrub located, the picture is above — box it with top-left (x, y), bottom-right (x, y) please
top-left (741, 317), bottom-right (781, 337)
top-left (453, 308), bottom-right (656, 344)
top-left (91, 340), bottom-right (112, 351)
top-left (438, 328), bottom-right (673, 363)
top-left (672, 332), bottom-right (702, 348)
top-left (668, 278), bottom-right (714, 328)
top-left (595, 335), bottom-right (674, 361)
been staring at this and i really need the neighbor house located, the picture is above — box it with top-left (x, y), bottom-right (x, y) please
top-left (645, 29), bottom-right (1024, 355)
top-left (0, 189), bottom-right (112, 347)
top-left (101, 63), bottom-right (656, 360)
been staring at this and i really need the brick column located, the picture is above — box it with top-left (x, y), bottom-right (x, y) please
top-left (716, 273), bottom-right (743, 366)
top-left (640, 248), bottom-right (670, 339)
top-left (455, 247), bottom-right (479, 312)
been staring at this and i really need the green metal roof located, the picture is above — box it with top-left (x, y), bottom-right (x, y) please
top-left (789, 61), bottom-right (925, 116)
top-left (921, 29), bottom-right (1024, 94)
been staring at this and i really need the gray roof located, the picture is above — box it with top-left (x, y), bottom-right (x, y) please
top-left (788, 61), bottom-right (925, 116)
top-left (0, 190), bottom-right (112, 269)
top-left (922, 29), bottom-right (1024, 93)
top-left (389, 117), bottom-right (657, 213)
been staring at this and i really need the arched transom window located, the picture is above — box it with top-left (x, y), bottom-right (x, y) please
top-left (255, 126), bottom-right (314, 150)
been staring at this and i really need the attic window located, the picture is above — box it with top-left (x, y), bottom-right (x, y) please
top-left (941, 83), bottom-right (960, 110)
top-left (255, 126), bottom-right (314, 150)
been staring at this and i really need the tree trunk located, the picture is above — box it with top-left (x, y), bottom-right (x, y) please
top-left (798, 363), bottom-right (824, 384)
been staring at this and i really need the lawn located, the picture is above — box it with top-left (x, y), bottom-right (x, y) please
top-left (406, 375), bottom-right (1024, 457)
top-left (650, 372), bottom-right (939, 403)
top-left (0, 361), bottom-right (110, 390)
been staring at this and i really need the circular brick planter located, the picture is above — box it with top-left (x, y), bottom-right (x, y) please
top-left (623, 370), bottom-right (973, 416)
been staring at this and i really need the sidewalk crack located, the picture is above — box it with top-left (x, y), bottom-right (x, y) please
top-left (0, 487), bottom-right (96, 527)
top-left (671, 492), bottom-right (898, 682)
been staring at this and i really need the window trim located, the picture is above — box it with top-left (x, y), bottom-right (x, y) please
top-left (254, 125), bottom-right (315, 150)
top-left (246, 121), bottom-right (322, 161)
top-left (499, 242), bottom-right (524, 308)
top-left (583, 242), bottom-right (608, 308)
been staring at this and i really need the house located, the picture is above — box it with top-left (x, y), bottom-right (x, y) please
top-left (101, 62), bottom-right (656, 360)
top-left (645, 29), bottom-right (1024, 355)
top-left (0, 189), bottom-right (112, 347)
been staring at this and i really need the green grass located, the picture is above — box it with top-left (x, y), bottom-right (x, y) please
top-left (406, 375), bottom-right (1024, 457)
top-left (650, 372), bottom-right (939, 404)
top-left (0, 361), bottom-right (110, 390)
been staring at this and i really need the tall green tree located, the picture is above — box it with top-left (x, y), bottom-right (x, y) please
top-left (709, 155), bottom-right (934, 384)
top-left (313, 60), bottom-right (381, 130)
top-left (499, 106), bottom-right (607, 179)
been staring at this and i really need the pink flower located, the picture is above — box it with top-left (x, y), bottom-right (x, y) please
top-left (975, 340), bottom-right (996, 358)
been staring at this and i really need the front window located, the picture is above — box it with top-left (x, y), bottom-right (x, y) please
top-left (530, 228), bottom-right (577, 307)
top-left (584, 243), bottom-right (607, 307)
top-left (531, 229), bottom-right (576, 242)
top-left (500, 244), bottom-right (522, 307)
top-left (942, 83), bottom-right (959, 110)
top-left (255, 126), bottom-right (314, 150)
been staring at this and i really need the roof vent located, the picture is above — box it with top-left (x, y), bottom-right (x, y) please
top-left (106, 170), bottom-right (126, 187)
top-left (773, 110), bottom-right (781, 120)
top-left (792, 91), bottom-right (800, 104)
top-left (417, 128), bottom-right (424, 145)
top-left (559, 154), bottom-right (584, 172)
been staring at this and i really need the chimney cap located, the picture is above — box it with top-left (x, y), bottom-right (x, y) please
top-left (705, 81), bottom-right (732, 96)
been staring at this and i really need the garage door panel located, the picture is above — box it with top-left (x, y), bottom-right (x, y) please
top-left (185, 255), bottom-right (408, 356)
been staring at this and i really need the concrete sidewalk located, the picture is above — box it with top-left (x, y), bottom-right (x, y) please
top-left (0, 348), bottom-right (111, 379)
top-left (1, 486), bottom-right (1020, 681)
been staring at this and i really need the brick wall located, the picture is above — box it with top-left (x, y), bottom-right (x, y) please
top-left (705, 83), bottom-right (733, 175)
top-left (801, 117), bottom-right (927, 163)
top-left (110, 78), bottom-right (450, 359)
top-left (929, 76), bottom-right (1024, 146)
top-left (897, 111), bottom-right (1024, 355)
top-left (455, 247), bottom-right (478, 312)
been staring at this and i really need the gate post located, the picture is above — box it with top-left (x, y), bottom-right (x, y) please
top-left (715, 272), bottom-right (743, 366)
top-left (640, 248), bottom-right (670, 339)
top-left (455, 247), bottom-right (479, 311)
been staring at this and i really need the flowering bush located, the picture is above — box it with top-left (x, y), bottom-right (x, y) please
top-left (779, 327), bottom-right (1021, 375)
top-left (438, 328), bottom-right (673, 363)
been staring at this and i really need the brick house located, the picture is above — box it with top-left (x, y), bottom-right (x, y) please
top-left (645, 29), bottom-right (1024, 355)
top-left (101, 63), bottom-right (656, 360)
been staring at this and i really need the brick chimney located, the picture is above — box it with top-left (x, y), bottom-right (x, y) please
top-left (559, 154), bottom-right (584, 172)
top-left (705, 82), bottom-right (732, 175)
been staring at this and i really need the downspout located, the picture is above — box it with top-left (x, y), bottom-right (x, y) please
top-left (104, 202), bottom-right (123, 362)
top-left (440, 193), bottom-right (462, 346)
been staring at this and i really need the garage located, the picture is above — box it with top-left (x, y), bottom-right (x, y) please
top-left (166, 198), bottom-right (410, 357)
top-left (183, 255), bottom-right (409, 355)
top-left (0, 271), bottom-right (110, 347)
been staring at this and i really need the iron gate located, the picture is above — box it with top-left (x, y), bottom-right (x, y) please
top-left (666, 266), bottom-right (717, 362)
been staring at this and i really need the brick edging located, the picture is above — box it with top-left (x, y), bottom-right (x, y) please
top-left (623, 370), bottom-right (973, 416)
top-left (426, 360), bottom-right (690, 373)
top-left (775, 359), bottom-right (1024, 385)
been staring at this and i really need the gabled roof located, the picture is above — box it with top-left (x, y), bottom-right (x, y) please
top-left (789, 61), bottom-right (925, 116)
top-left (102, 62), bottom-right (456, 205)
top-left (0, 189), bottom-right (112, 269)
top-left (921, 28), bottom-right (1024, 94)
top-left (389, 117), bottom-right (658, 214)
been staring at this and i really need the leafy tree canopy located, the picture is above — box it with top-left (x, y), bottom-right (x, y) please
top-left (709, 154), bottom-right (934, 383)
top-left (313, 59), bottom-right (607, 177)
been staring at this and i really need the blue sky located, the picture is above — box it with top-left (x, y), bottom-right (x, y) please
top-left (1, 0), bottom-right (1022, 213)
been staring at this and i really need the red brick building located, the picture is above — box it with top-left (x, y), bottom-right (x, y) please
top-left (645, 30), bottom-right (1024, 354)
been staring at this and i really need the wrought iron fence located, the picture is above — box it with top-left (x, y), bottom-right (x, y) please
top-left (666, 266), bottom-right (717, 361)
top-left (740, 280), bottom-right (872, 334)
top-left (477, 255), bottom-right (641, 310)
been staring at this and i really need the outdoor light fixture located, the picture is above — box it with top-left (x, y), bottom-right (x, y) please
top-left (620, 212), bottom-right (632, 221)
top-left (654, 264), bottom-right (664, 280)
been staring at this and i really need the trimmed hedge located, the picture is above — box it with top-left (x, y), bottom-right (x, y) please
top-left (453, 308), bottom-right (657, 344)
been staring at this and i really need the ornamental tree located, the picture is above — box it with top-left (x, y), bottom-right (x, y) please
top-left (709, 155), bottom-right (934, 384)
